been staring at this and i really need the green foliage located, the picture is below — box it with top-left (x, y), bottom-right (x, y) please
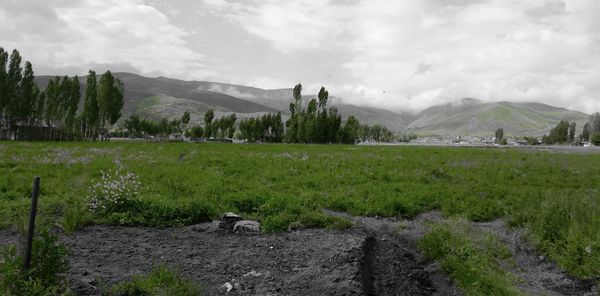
top-left (418, 220), bottom-right (522, 296)
top-left (239, 113), bottom-right (283, 142)
top-left (61, 201), bottom-right (93, 234)
top-left (581, 122), bottom-right (590, 142)
top-left (523, 136), bottom-right (539, 145)
top-left (98, 70), bottom-right (124, 139)
top-left (87, 168), bottom-right (143, 215)
top-left (181, 111), bottom-right (191, 127)
top-left (592, 133), bottom-right (600, 146)
top-left (543, 120), bottom-right (570, 144)
top-left (0, 228), bottom-right (71, 295)
top-left (123, 115), bottom-right (183, 137)
top-left (108, 266), bottom-right (201, 296)
top-left (83, 70), bottom-right (99, 140)
top-left (509, 189), bottom-right (600, 277)
top-left (0, 48), bottom-right (123, 141)
top-left (500, 138), bottom-right (507, 145)
top-left (495, 128), bottom-right (503, 144)
top-left (590, 113), bottom-right (600, 134)
top-left (568, 122), bottom-right (576, 143)
top-left (1, 142), bottom-right (599, 277)
top-left (0, 48), bottom-right (8, 129)
top-left (190, 126), bottom-right (204, 139)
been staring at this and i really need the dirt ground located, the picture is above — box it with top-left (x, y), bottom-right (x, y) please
top-left (0, 211), bottom-right (597, 296)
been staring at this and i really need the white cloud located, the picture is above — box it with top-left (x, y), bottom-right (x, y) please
top-left (201, 0), bottom-right (600, 113)
top-left (2, 0), bottom-right (599, 113)
top-left (0, 0), bottom-right (213, 79)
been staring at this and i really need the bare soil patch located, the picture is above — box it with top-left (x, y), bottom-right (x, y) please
top-left (1, 210), bottom-right (597, 295)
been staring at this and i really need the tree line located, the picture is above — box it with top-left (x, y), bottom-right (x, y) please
top-left (0, 47), bottom-right (124, 141)
top-left (541, 113), bottom-right (600, 145)
top-left (280, 84), bottom-right (396, 144)
top-left (122, 84), bottom-right (401, 144)
top-left (497, 112), bottom-right (600, 146)
top-left (581, 112), bottom-right (600, 145)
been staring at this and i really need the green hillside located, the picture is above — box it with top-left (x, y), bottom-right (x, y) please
top-left (34, 74), bottom-right (591, 137)
top-left (407, 99), bottom-right (589, 136)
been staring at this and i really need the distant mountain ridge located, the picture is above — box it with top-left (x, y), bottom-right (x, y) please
top-left (34, 73), bottom-right (590, 136)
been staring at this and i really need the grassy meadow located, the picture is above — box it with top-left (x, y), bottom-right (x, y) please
top-left (0, 142), bottom-right (598, 279)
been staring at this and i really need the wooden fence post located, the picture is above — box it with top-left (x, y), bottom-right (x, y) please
top-left (23, 176), bottom-right (40, 273)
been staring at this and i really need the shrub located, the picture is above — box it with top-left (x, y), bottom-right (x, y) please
top-left (87, 167), bottom-right (142, 215)
top-left (0, 228), bottom-right (71, 295)
top-left (591, 133), bottom-right (600, 146)
top-left (108, 266), bottom-right (201, 296)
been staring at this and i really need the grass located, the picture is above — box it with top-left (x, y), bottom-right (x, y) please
top-left (0, 142), bottom-right (598, 279)
top-left (106, 266), bottom-right (201, 296)
top-left (418, 219), bottom-right (522, 296)
top-left (0, 228), bottom-right (71, 296)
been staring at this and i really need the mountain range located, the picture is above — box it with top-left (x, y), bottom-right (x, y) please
top-left (35, 72), bottom-right (590, 137)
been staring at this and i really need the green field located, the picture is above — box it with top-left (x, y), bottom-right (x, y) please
top-left (1, 142), bottom-right (598, 279)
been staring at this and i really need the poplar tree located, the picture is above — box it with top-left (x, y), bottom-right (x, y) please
top-left (64, 76), bottom-right (80, 133)
top-left (19, 61), bottom-right (36, 136)
top-left (6, 49), bottom-right (23, 137)
top-left (0, 48), bottom-right (8, 129)
top-left (97, 70), bottom-right (124, 140)
top-left (568, 121), bottom-right (576, 143)
top-left (83, 70), bottom-right (99, 139)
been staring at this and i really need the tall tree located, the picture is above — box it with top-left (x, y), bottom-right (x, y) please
top-left (590, 113), bottom-right (600, 134)
top-left (44, 77), bottom-right (60, 130)
top-left (0, 48), bottom-right (8, 130)
top-left (83, 70), bottom-right (99, 139)
top-left (317, 86), bottom-right (328, 110)
top-left (204, 108), bottom-right (214, 138)
top-left (341, 115), bottom-right (360, 144)
top-left (495, 128), bottom-right (504, 144)
top-left (582, 122), bottom-right (590, 142)
top-left (5, 49), bottom-right (23, 137)
top-left (181, 110), bottom-right (191, 128)
top-left (97, 71), bottom-right (124, 140)
top-left (293, 83), bottom-right (302, 110)
top-left (33, 90), bottom-right (45, 126)
top-left (568, 121), bottom-right (576, 143)
top-left (18, 61), bottom-right (36, 137)
top-left (64, 76), bottom-right (80, 133)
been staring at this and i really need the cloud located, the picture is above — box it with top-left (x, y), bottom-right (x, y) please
top-left (2, 0), bottom-right (599, 113)
top-left (0, 0), bottom-right (212, 80)
top-left (200, 0), bottom-right (600, 113)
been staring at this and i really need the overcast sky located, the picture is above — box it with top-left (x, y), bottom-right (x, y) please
top-left (1, 0), bottom-right (599, 113)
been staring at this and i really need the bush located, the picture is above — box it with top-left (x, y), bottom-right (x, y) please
top-left (108, 266), bottom-right (201, 296)
top-left (591, 133), bottom-right (600, 146)
top-left (87, 167), bottom-right (142, 215)
top-left (0, 228), bottom-right (71, 295)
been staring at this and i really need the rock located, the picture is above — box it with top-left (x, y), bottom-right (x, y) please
top-left (243, 270), bottom-right (264, 277)
top-left (219, 213), bottom-right (243, 231)
top-left (219, 282), bottom-right (233, 293)
top-left (233, 220), bottom-right (261, 233)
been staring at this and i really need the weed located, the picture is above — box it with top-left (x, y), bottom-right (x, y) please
top-left (87, 167), bottom-right (143, 215)
top-left (0, 228), bottom-right (71, 295)
top-left (107, 265), bottom-right (201, 296)
top-left (418, 220), bottom-right (523, 296)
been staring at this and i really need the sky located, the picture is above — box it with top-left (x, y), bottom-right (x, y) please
top-left (1, 0), bottom-right (599, 113)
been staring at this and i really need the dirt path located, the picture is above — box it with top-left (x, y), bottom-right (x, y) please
top-left (477, 220), bottom-right (598, 296)
top-left (324, 209), bottom-right (598, 296)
